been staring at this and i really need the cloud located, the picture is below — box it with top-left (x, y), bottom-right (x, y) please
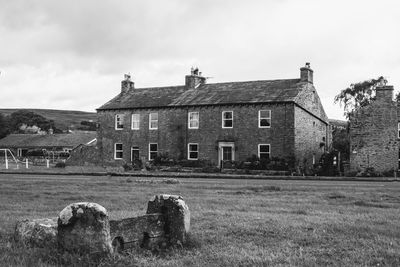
top-left (0, 0), bottom-right (399, 119)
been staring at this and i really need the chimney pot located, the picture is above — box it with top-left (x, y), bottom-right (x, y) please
top-left (185, 67), bottom-right (206, 90)
top-left (121, 73), bottom-right (134, 93)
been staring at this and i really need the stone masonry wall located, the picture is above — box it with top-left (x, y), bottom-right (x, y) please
top-left (350, 95), bottom-right (398, 173)
top-left (97, 103), bottom-right (297, 166)
top-left (294, 106), bottom-right (328, 171)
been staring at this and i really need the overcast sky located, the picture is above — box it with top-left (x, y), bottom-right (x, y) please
top-left (1, 0), bottom-right (399, 120)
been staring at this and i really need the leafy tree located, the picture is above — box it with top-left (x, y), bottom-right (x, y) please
top-left (8, 110), bottom-right (60, 134)
top-left (0, 113), bottom-right (9, 138)
top-left (334, 76), bottom-right (387, 118)
top-left (78, 120), bottom-right (97, 131)
top-left (332, 126), bottom-right (349, 161)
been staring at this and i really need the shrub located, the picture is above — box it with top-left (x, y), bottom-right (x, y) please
top-left (178, 159), bottom-right (213, 168)
top-left (237, 155), bottom-right (295, 171)
top-left (153, 152), bottom-right (176, 166)
top-left (55, 162), bottom-right (66, 168)
top-left (122, 162), bottom-right (133, 172)
top-left (356, 167), bottom-right (382, 177)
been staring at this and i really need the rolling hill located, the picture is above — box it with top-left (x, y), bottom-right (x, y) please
top-left (0, 109), bottom-right (97, 132)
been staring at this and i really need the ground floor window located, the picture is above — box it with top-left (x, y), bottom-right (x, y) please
top-left (149, 143), bottom-right (158, 160)
top-left (114, 143), bottom-right (123, 159)
top-left (258, 144), bottom-right (270, 160)
top-left (131, 146), bottom-right (139, 162)
top-left (188, 143), bottom-right (198, 160)
top-left (398, 149), bottom-right (400, 169)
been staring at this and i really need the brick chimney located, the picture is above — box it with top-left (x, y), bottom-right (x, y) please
top-left (185, 67), bottom-right (206, 90)
top-left (375, 77), bottom-right (393, 102)
top-left (121, 74), bottom-right (134, 93)
top-left (300, 62), bottom-right (313, 84)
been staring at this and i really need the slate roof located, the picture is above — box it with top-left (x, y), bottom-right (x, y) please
top-left (98, 79), bottom-right (304, 110)
top-left (0, 132), bottom-right (97, 149)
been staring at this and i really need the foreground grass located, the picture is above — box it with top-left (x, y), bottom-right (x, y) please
top-left (0, 174), bottom-right (399, 266)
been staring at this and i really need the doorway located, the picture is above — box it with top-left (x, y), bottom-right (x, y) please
top-left (218, 142), bottom-right (235, 167)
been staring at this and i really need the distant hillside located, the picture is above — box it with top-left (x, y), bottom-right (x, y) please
top-left (0, 109), bottom-right (97, 132)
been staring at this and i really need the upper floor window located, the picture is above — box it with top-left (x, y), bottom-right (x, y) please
top-left (222, 111), bottom-right (233, 128)
top-left (259, 110), bottom-right (271, 128)
top-left (149, 143), bottom-right (158, 160)
top-left (188, 143), bottom-right (199, 160)
top-left (398, 122), bottom-right (400, 138)
top-left (131, 114), bottom-right (140, 130)
top-left (114, 143), bottom-right (123, 159)
top-left (149, 113), bottom-right (158, 130)
top-left (258, 144), bottom-right (270, 160)
top-left (115, 114), bottom-right (124, 130)
top-left (188, 112), bottom-right (199, 129)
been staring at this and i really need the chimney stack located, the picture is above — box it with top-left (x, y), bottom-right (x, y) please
top-left (121, 74), bottom-right (134, 93)
top-left (300, 62), bottom-right (313, 84)
top-left (185, 67), bottom-right (206, 90)
top-left (375, 77), bottom-right (393, 102)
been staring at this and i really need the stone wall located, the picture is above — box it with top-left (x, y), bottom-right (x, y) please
top-left (97, 99), bottom-right (329, 169)
top-left (97, 103), bottom-right (297, 166)
top-left (350, 86), bottom-right (398, 173)
top-left (67, 144), bottom-right (101, 166)
top-left (294, 106), bottom-right (328, 171)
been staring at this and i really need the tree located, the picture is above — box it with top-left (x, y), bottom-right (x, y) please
top-left (332, 126), bottom-right (349, 160)
top-left (334, 76), bottom-right (386, 118)
top-left (8, 110), bottom-right (60, 134)
top-left (0, 113), bottom-right (9, 139)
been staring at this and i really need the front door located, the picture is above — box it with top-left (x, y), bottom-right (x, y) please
top-left (218, 142), bottom-right (235, 167)
top-left (131, 147), bottom-right (139, 162)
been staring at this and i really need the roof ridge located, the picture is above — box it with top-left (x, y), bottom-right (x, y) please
top-left (203, 78), bottom-right (300, 86)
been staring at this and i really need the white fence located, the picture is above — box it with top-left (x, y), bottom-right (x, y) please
top-left (0, 149), bottom-right (54, 170)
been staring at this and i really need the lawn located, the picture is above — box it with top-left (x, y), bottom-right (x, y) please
top-left (0, 174), bottom-right (399, 266)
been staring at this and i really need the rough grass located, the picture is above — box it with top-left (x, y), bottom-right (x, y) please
top-left (0, 174), bottom-right (399, 266)
top-left (0, 108), bottom-right (96, 131)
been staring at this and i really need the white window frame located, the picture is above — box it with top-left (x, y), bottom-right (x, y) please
top-left (398, 122), bottom-right (400, 138)
top-left (188, 112), bottom-right (199, 129)
top-left (222, 111), bottom-right (233, 129)
top-left (114, 143), bottom-right (123, 159)
top-left (259, 110), bottom-right (271, 128)
top-left (115, 114), bottom-right (125, 130)
top-left (131, 114), bottom-right (140, 130)
top-left (149, 113), bottom-right (158, 130)
top-left (148, 143), bottom-right (158, 160)
top-left (258, 144), bottom-right (271, 160)
top-left (188, 143), bottom-right (199, 160)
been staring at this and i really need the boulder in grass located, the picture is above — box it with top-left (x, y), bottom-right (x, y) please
top-left (57, 202), bottom-right (113, 255)
top-left (14, 218), bottom-right (58, 248)
top-left (147, 194), bottom-right (190, 246)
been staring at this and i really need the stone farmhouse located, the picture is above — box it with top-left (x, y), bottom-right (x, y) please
top-left (97, 63), bottom-right (329, 170)
top-left (350, 79), bottom-right (399, 173)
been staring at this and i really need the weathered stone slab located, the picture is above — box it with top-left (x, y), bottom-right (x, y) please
top-left (110, 213), bottom-right (165, 251)
top-left (57, 202), bottom-right (112, 254)
top-left (147, 194), bottom-right (190, 246)
top-left (14, 218), bottom-right (57, 247)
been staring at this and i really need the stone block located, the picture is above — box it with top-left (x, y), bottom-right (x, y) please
top-left (110, 213), bottom-right (165, 251)
top-left (14, 218), bottom-right (57, 248)
top-left (147, 194), bottom-right (190, 246)
top-left (57, 202), bottom-right (112, 255)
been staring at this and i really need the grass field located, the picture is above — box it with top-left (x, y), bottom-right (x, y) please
top-left (0, 174), bottom-right (399, 266)
top-left (0, 108), bottom-right (96, 131)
